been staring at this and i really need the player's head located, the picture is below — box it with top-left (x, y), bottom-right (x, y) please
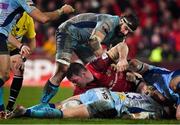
top-left (119, 13), bottom-right (139, 36)
top-left (170, 70), bottom-right (180, 94)
top-left (66, 63), bottom-right (94, 88)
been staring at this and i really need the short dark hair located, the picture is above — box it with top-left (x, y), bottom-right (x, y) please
top-left (66, 63), bottom-right (87, 80)
top-left (122, 13), bottom-right (139, 32)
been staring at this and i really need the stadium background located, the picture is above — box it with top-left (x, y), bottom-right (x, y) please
top-left (1, 0), bottom-right (180, 124)
top-left (5, 0), bottom-right (180, 87)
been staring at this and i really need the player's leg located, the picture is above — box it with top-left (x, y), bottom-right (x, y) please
top-left (59, 88), bottom-right (117, 118)
top-left (41, 62), bottom-right (69, 103)
top-left (7, 103), bottom-right (63, 118)
top-left (41, 29), bottom-right (73, 103)
top-left (8, 95), bottom-right (83, 119)
top-left (0, 33), bottom-right (10, 116)
top-left (6, 52), bottom-right (24, 112)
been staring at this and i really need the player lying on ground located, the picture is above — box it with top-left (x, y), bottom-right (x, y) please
top-left (8, 88), bottom-right (168, 119)
top-left (128, 59), bottom-right (180, 120)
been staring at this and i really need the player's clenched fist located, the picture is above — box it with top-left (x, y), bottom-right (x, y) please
top-left (58, 4), bottom-right (75, 15)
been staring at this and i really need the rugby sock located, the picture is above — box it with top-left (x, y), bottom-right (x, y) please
top-left (25, 103), bottom-right (63, 118)
top-left (6, 76), bottom-right (23, 111)
top-left (41, 80), bottom-right (59, 103)
top-left (0, 87), bottom-right (5, 111)
top-left (27, 103), bottom-right (53, 110)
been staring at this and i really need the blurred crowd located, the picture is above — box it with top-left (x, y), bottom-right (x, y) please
top-left (32, 0), bottom-right (180, 62)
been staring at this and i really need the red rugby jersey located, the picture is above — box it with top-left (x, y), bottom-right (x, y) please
top-left (73, 53), bottom-right (134, 95)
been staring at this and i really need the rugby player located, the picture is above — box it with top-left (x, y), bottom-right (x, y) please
top-left (8, 88), bottom-right (166, 119)
top-left (128, 59), bottom-right (180, 120)
top-left (66, 42), bottom-right (143, 95)
top-left (0, 0), bottom-right (74, 117)
top-left (41, 13), bottom-right (139, 103)
top-left (6, 11), bottom-right (36, 112)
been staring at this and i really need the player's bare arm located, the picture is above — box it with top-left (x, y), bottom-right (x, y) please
top-left (128, 59), bottom-right (150, 74)
top-left (29, 4), bottom-right (74, 23)
top-left (107, 41), bottom-right (129, 71)
top-left (8, 34), bottom-right (31, 56)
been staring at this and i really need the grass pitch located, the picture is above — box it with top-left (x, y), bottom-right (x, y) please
top-left (1, 87), bottom-right (180, 124)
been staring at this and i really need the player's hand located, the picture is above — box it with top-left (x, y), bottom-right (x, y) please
top-left (116, 59), bottom-right (128, 72)
top-left (126, 72), bottom-right (136, 82)
top-left (19, 45), bottom-right (31, 58)
top-left (60, 4), bottom-right (75, 14)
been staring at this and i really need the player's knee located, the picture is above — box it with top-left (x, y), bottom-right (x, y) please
top-left (87, 100), bottom-right (117, 118)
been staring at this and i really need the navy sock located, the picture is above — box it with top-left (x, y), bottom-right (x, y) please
top-left (6, 76), bottom-right (23, 111)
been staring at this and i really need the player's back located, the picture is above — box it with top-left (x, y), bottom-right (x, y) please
top-left (59, 13), bottom-right (118, 28)
top-left (57, 13), bottom-right (120, 43)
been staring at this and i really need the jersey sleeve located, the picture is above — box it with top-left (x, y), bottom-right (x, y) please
top-left (17, 0), bottom-right (35, 14)
top-left (25, 15), bottom-right (36, 38)
top-left (93, 20), bottom-right (113, 37)
top-left (94, 15), bottom-right (119, 36)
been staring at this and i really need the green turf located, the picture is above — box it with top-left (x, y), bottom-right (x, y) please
top-left (1, 87), bottom-right (180, 124)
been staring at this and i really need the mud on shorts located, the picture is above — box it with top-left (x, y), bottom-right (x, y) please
top-left (0, 33), bottom-right (9, 55)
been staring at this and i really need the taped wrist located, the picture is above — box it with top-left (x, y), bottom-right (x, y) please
top-left (19, 44), bottom-right (24, 51)
top-left (56, 9), bottom-right (63, 16)
top-left (134, 77), bottom-right (144, 89)
top-left (137, 63), bottom-right (145, 72)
